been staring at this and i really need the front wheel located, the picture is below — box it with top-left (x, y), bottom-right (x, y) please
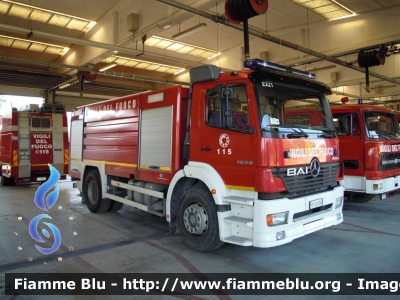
top-left (83, 170), bottom-right (111, 213)
top-left (348, 192), bottom-right (375, 203)
top-left (177, 183), bottom-right (224, 252)
top-left (1, 175), bottom-right (9, 186)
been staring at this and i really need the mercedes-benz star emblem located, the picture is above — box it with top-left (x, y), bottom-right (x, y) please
top-left (310, 158), bottom-right (321, 177)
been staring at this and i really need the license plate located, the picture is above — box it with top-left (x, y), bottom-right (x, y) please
top-left (309, 198), bottom-right (323, 209)
top-left (37, 177), bottom-right (46, 181)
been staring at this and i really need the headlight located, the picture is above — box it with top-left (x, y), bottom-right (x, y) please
top-left (266, 212), bottom-right (288, 227)
top-left (335, 196), bottom-right (343, 209)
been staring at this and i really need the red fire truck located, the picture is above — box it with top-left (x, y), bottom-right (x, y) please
top-left (0, 103), bottom-right (69, 186)
top-left (330, 104), bottom-right (400, 202)
top-left (70, 59), bottom-right (344, 252)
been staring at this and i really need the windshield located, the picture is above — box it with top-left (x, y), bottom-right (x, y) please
top-left (364, 110), bottom-right (399, 139)
top-left (255, 81), bottom-right (334, 138)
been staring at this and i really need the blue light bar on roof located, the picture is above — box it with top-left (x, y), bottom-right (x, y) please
top-left (244, 59), bottom-right (316, 79)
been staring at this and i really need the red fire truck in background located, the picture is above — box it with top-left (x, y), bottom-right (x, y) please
top-left (70, 59), bottom-right (344, 252)
top-left (0, 103), bottom-right (69, 186)
top-left (285, 104), bottom-right (400, 202)
top-left (330, 104), bottom-right (400, 202)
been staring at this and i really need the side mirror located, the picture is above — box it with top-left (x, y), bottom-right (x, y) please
top-left (220, 87), bottom-right (233, 100)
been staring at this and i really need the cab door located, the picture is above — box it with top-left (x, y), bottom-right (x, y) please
top-left (193, 81), bottom-right (257, 190)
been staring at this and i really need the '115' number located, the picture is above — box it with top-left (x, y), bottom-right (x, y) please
top-left (217, 149), bottom-right (232, 155)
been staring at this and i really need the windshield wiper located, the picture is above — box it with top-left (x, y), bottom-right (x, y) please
top-left (288, 122), bottom-right (309, 138)
top-left (374, 132), bottom-right (390, 140)
top-left (287, 127), bottom-right (309, 138)
top-left (319, 128), bottom-right (337, 138)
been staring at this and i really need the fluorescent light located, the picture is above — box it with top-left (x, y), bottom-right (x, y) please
top-left (160, 22), bottom-right (172, 30)
top-left (172, 23), bottom-right (207, 40)
top-left (290, 0), bottom-right (355, 20)
top-left (207, 53), bottom-right (221, 60)
top-left (104, 55), bottom-right (185, 74)
top-left (174, 69), bottom-right (185, 75)
top-left (98, 63), bottom-right (117, 72)
top-left (143, 36), bottom-right (219, 59)
top-left (0, 0), bottom-right (96, 32)
top-left (0, 34), bottom-right (69, 55)
top-left (59, 83), bottom-right (72, 89)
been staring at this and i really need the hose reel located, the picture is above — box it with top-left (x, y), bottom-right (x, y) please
top-left (224, 0), bottom-right (268, 61)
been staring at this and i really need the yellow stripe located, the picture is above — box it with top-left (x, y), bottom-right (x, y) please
top-left (159, 166), bottom-right (171, 171)
top-left (226, 185), bottom-right (255, 191)
top-left (32, 164), bottom-right (51, 167)
top-left (83, 159), bottom-right (137, 168)
top-left (70, 158), bottom-right (81, 162)
top-left (140, 165), bottom-right (149, 169)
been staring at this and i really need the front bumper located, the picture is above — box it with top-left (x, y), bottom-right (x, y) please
top-left (252, 185), bottom-right (344, 248)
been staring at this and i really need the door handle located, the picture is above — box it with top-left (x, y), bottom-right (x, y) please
top-left (199, 147), bottom-right (212, 151)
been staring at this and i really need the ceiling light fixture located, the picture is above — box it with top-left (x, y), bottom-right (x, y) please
top-left (174, 69), bottom-right (185, 75)
top-left (290, 0), bottom-right (355, 20)
top-left (98, 63), bottom-right (117, 72)
top-left (58, 82), bottom-right (72, 89)
top-left (104, 55), bottom-right (185, 74)
top-left (160, 22), bottom-right (172, 30)
top-left (0, 0), bottom-right (96, 32)
top-left (172, 23), bottom-right (207, 40)
top-left (0, 34), bottom-right (69, 55)
top-left (143, 36), bottom-right (220, 59)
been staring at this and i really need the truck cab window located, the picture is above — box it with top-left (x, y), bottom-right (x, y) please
top-left (31, 117), bottom-right (51, 128)
top-left (364, 110), bottom-right (399, 139)
top-left (206, 84), bottom-right (249, 132)
top-left (332, 113), bottom-right (360, 135)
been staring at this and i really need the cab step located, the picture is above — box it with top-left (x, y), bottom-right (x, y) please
top-left (223, 196), bottom-right (254, 206)
top-left (224, 216), bottom-right (253, 227)
top-left (223, 235), bottom-right (253, 246)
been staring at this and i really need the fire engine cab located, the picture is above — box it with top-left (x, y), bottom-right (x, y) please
top-left (330, 104), bottom-right (400, 201)
top-left (70, 59), bottom-right (344, 252)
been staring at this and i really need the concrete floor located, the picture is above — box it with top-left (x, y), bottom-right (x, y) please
top-left (1, 179), bottom-right (399, 300)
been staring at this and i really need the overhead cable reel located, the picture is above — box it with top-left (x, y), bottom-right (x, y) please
top-left (224, 0), bottom-right (268, 61)
top-left (357, 45), bottom-right (386, 93)
top-left (224, 0), bottom-right (268, 24)
top-left (77, 71), bottom-right (98, 96)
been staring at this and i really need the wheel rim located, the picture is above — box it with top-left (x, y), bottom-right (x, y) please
top-left (183, 202), bottom-right (208, 236)
top-left (87, 180), bottom-right (98, 205)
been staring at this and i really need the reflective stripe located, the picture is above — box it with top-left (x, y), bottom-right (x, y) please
top-left (64, 149), bottom-right (69, 164)
top-left (12, 150), bottom-right (18, 166)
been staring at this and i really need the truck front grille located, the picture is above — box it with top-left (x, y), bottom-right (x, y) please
top-left (379, 153), bottom-right (400, 171)
top-left (273, 162), bottom-right (339, 196)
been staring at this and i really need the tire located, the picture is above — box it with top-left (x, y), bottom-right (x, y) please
top-left (108, 201), bottom-right (124, 212)
top-left (1, 176), bottom-right (9, 186)
top-left (83, 170), bottom-right (111, 213)
top-left (349, 193), bottom-right (375, 203)
top-left (177, 183), bottom-right (224, 252)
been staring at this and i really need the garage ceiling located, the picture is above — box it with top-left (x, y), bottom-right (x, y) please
top-left (0, 0), bottom-right (399, 105)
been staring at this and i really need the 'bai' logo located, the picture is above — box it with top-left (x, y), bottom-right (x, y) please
top-left (28, 164), bottom-right (62, 255)
top-left (219, 133), bottom-right (230, 148)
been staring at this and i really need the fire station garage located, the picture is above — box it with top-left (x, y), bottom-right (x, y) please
top-left (1, 0), bottom-right (400, 298)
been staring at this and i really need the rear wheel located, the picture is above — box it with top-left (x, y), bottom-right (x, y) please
top-left (83, 170), bottom-right (111, 213)
top-left (108, 201), bottom-right (124, 212)
top-left (177, 183), bottom-right (224, 252)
